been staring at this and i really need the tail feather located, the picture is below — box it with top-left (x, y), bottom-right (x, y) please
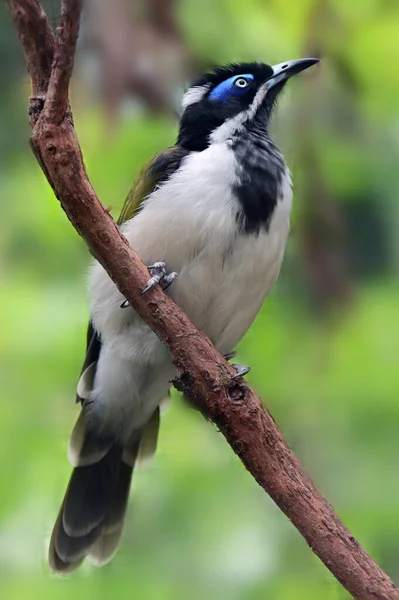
top-left (136, 407), bottom-right (160, 469)
top-left (88, 460), bottom-right (134, 566)
top-left (49, 501), bottom-right (85, 574)
top-left (63, 446), bottom-right (121, 537)
top-left (101, 459), bottom-right (135, 534)
top-left (49, 408), bottom-right (161, 573)
top-left (68, 411), bottom-right (113, 468)
top-left (49, 444), bottom-right (122, 573)
top-left (88, 528), bottom-right (125, 567)
top-left (55, 516), bottom-right (103, 563)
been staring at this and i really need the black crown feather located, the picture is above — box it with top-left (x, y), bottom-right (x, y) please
top-left (190, 62), bottom-right (274, 90)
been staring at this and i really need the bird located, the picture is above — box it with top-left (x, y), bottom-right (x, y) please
top-left (49, 57), bottom-right (319, 573)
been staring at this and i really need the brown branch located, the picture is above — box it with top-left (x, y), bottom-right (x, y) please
top-left (5, 0), bottom-right (55, 126)
top-left (44, 0), bottom-right (81, 123)
top-left (5, 0), bottom-right (54, 95)
top-left (5, 1), bottom-right (399, 598)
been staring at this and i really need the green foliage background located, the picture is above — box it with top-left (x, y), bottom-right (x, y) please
top-left (1, 1), bottom-right (399, 598)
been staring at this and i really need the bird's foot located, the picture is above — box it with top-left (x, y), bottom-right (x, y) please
top-left (120, 262), bottom-right (177, 308)
top-left (140, 262), bottom-right (177, 296)
top-left (231, 364), bottom-right (251, 378)
top-left (223, 351), bottom-right (250, 378)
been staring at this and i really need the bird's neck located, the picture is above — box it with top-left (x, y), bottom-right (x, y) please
top-left (178, 117), bottom-right (288, 236)
top-left (177, 112), bottom-right (223, 151)
top-left (231, 126), bottom-right (287, 234)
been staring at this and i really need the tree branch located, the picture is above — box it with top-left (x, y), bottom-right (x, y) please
top-left (5, 1), bottom-right (399, 598)
top-left (44, 0), bottom-right (81, 123)
top-left (6, 0), bottom-right (54, 125)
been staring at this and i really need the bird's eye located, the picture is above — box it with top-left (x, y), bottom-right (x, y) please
top-left (234, 77), bottom-right (250, 88)
top-left (208, 73), bottom-right (254, 101)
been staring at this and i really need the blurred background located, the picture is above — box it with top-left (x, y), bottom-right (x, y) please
top-left (1, 0), bottom-right (399, 598)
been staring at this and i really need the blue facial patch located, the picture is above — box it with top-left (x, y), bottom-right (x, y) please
top-left (209, 74), bottom-right (254, 102)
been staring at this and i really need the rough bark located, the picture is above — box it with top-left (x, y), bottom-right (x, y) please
top-left (5, 1), bottom-right (399, 598)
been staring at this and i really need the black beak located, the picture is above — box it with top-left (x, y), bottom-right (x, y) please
top-left (266, 58), bottom-right (320, 89)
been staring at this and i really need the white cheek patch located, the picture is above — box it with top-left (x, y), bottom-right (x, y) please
top-left (181, 84), bottom-right (210, 109)
top-left (247, 85), bottom-right (268, 119)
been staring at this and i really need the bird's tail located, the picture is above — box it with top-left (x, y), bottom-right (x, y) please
top-left (49, 408), bottom-right (160, 574)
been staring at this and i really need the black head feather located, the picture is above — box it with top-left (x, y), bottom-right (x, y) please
top-left (177, 62), bottom-right (284, 151)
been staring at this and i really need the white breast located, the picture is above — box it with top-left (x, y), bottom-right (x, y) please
top-left (90, 142), bottom-right (292, 356)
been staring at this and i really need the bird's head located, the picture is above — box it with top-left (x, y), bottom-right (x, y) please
top-left (177, 59), bottom-right (319, 151)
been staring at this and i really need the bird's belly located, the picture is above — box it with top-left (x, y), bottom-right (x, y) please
top-left (168, 227), bottom-right (288, 355)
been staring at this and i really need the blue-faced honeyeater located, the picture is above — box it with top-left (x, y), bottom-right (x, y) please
top-left (49, 57), bottom-right (319, 573)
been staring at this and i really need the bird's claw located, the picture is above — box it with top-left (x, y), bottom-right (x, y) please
top-left (223, 351), bottom-right (250, 377)
top-left (120, 262), bottom-right (177, 307)
top-left (140, 262), bottom-right (177, 296)
top-left (232, 364), bottom-right (251, 378)
top-left (160, 271), bottom-right (178, 292)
